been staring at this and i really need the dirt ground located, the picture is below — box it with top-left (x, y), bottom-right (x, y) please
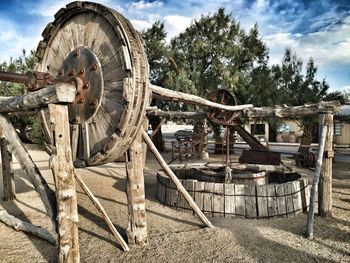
top-left (0, 145), bottom-right (349, 263)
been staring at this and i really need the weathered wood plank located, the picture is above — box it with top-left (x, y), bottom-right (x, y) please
top-left (184, 180), bottom-right (196, 212)
top-left (213, 183), bottom-right (224, 215)
top-left (81, 122), bottom-right (90, 160)
top-left (284, 183), bottom-right (294, 217)
top-left (71, 124), bottom-right (79, 161)
top-left (267, 185), bottom-right (278, 217)
top-left (48, 104), bottom-right (79, 262)
top-left (194, 181), bottom-right (204, 211)
top-left (275, 184), bottom-right (286, 217)
top-left (235, 184), bottom-right (245, 217)
top-left (256, 185), bottom-right (268, 218)
top-left (245, 185), bottom-right (257, 218)
top-left (292, 181), bottom-right (302, 213)
top-left (203, 182), bottom-right (214, 215)
top-left (224, 184), bottom-right (235, 217)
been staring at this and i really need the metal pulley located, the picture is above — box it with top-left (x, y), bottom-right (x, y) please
top-left (207, 89), bottom-right (241, 125)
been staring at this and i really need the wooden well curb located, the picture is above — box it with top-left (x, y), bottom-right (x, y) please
top-left (156, 170), bottom-right (310, 218)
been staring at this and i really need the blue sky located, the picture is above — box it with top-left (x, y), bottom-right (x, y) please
top-left (0, 0), bottom-right (350, 92)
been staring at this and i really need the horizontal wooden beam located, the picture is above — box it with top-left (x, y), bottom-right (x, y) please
top-left (242, 101), bottom-right (340, 118)
top-left (150, 84), bottom-right (253, 112)
top-left (147, 101), bottom-right (340, 119)
top-left (0, 82), bottom-right (76, 113)
top-left (147, 107), bottom-right (207, 119)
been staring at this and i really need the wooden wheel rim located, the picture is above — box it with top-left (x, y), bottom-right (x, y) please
top-left (36, 2), bottom-right (150, 165)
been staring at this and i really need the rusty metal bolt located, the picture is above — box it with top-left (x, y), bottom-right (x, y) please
top-left (59, 68), bottom-right (64, 76)
top-left (91, 98), bottom-right (98, 107)
top-left (68, 69), bottom-right (75, 77)
top-left (79, 68), bottom-right (85, 75)
top-left (74, 116), bottom-right (80, 123)
top-left (78, 97), bottom-right (85, 104)
top-left (92, 64), bottom-right (98, 71)
top-left (74, 50), bottom-right (80, 57)
top-left (83, 82), bottom-right (90, 89)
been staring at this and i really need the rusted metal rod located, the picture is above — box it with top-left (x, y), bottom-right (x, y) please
top-left (0, 71), bottom-right (30, 84)
top-left (0, 70), bottom-right (56, 91)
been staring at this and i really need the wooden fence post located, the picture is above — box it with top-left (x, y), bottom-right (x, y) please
top-left (318, 113), bottom-right (333, 217)
top-left (125, 128), bottom-right (148, 246)
top-left (0, 128), bottom-right (15, 201)
top-left (48, 104), bottom-right (79, 262)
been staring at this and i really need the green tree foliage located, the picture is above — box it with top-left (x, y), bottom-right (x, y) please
top-left (271, 48), bottom-right (341, 150)
top-left (142, 21), bottom-right (169, 86)
top-left (0, 49), bottom-right (44, 144)
top-left (168, 8), bottom-right (268, 102)
top-left (141, 21), bottom-right (170, 151)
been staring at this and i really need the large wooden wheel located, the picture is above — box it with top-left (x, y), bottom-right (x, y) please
top-left (36, 2), bottom-right (150, 165)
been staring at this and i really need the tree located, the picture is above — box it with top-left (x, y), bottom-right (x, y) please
top-left (167, 8), bottom-right (269, 146)
top-left (141, 21), bottom-right (170, 151)
top-left (272, 48), bottom-right (333, 152)
top-left (168, 9), bottom-right (268, 99)
top-left (0, 49), bottom-right (44, 144)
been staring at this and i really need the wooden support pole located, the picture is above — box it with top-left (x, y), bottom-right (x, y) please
top-left (142, 129), bottom-right (213, 228)
top-left (74, 173), bottom-right (129, 252)
top-left (318, 113), bottom-right (334, 217)
top-left (48, 104), bottom-right (79, 262)
top-left (0, 209), bottom-right (58, 244)
top-left (0, 128), bottom-right (15, 201)
top-left (0, 82), bottom-right (76, 113)
top-left (306, 124), bottom-right (327, 240)
top-left (125, 129), bottom-right (148, 246)
top-left (0, 114), bottom-right (57, 230)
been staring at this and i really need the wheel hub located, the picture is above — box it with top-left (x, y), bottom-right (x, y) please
top-left (57, 46), bottom-right (104, 123)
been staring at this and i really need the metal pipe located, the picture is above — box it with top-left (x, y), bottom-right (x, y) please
top-left (226, 127), bottom-right (230, 166)
top-left (0, 71), bottom-right (30, 84)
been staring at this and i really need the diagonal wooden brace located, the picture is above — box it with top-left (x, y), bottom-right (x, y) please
top-left (142, 129), bottom-right (213, 228)
top-left (0, 114), bottom-right (57, 231)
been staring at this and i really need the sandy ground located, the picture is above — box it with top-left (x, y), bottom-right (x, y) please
top-left (0, 145), bottom-right (349, 263)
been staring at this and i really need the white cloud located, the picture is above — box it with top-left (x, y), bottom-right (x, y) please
top-left (26, 0), bottom-right (121, 18)
top-left (163, 15), bottom-right (193, 41)
top-left (130, 19), bottom-right (153, 31)
top-left (128, 1), bottom-right (163, 11)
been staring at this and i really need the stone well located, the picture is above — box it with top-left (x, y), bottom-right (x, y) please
top-left (156, 166), bottom-right (310, 218)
